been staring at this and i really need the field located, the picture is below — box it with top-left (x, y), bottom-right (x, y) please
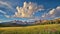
top-left (0, 24), bottom-right (60, 34)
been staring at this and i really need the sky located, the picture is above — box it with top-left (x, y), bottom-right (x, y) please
top-left (0, 0), bottom-right (60, 22)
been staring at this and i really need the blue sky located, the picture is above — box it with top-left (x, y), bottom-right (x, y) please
top-left (0, 0), bottom-right (60, 22)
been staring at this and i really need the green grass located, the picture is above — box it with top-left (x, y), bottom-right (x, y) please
top-left (0, 24), bottom-right (60, 34)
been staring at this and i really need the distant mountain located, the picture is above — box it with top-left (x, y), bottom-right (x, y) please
top-left (0, 18), bottom-right (60, 27)
top-left (0, 20), bottom-right (35, 27)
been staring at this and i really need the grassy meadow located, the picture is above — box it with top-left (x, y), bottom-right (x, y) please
top-left (0, 24), bottom-right (60, 34)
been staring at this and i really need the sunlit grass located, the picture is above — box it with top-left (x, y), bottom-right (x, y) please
top-left (0, 24), bottom-right (60, 34)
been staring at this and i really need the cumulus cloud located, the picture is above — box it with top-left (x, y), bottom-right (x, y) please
top-left (41, 6), bottom-right (60, 19)
top-left (49, 9), bottom-right (55, 15)
top-left (13, 2), bottom-right (44, 18)
top-left (54, 6), bottom-right (60, 17)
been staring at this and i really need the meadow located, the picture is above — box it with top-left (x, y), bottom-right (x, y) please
top-left (0, 24), bottom-right (60, 34)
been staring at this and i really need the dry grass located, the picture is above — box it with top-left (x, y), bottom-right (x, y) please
top-left (0, 24), bottom-right (60, 34)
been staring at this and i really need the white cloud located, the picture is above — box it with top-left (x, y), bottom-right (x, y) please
top-left (13, 2), bottom-right (44, 18)
top-left (49, 9), bottom-right (55, 15)
top-left (0, 1), bottom-right (16, 18)
top-left (41, 6), bottom-right (60, 19)
top-left (0, 10), bottom-right (6, 14)
top-left (0, 1), bottom-right (16, 13)
top-left (0, 10), bottom-right (10, 18)
top-left (4, 15), bottom-right (10, 18)
top-left (0, 1), bottom-right (13, 9)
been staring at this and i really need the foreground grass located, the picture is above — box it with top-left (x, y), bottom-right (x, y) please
top-left (0, 24), bottom-right (60, 34)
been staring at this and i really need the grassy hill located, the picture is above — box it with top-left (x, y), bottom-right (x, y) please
top-left (0, 24), bottom-right (60, 34)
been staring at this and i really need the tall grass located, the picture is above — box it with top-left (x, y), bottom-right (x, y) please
top-left (0, 24), bottom-right (60, 34)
